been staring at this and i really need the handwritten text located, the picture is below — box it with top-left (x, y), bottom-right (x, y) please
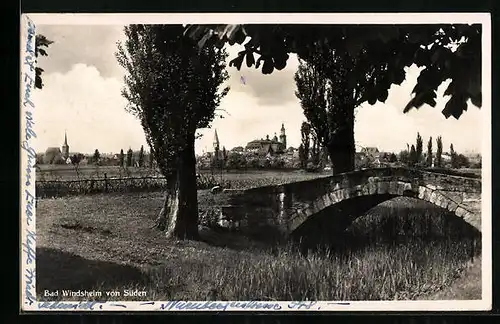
top-left (22, 229), bottom-right (36, 265)
top-left (23, 19), bottom-right (36, 108)
top-left (160, 300), bottom-right (282, 311)
top-left (24, 268), bottom-right (36, 306)
top-left (22, 16), bottom-right (37, 311)
top-left (38, 301), bottom-right (102, 311)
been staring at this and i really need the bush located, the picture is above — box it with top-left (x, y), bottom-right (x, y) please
top-left (36, 173), bottom-right (239, 198)
top-left (36, 171), bottom-right (332, 198)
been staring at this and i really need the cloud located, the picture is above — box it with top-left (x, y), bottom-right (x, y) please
top-left (36, 25), bottom-right (126, 79)
top-left (195, 89), bottom-right (305, 154)
top-left (224, 44), bottom-right (300, 106)
top-left (33, 25), bottom-right (483, 157)
top-left (33, 63), bottom-right (148, 154)
top-left (355, 65), bottom-right (482, 154)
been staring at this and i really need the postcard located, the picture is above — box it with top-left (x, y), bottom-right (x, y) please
top-left (20, 13), bottom-right (491, 312)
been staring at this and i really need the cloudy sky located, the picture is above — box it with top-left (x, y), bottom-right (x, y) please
top-left (32, 24), bottom-right (483, 156)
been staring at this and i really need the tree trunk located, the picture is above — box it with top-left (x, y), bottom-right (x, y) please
top-left (327, 106), bottom-right (355, 175)
top-left (154, 138), bottom-right (199, 240)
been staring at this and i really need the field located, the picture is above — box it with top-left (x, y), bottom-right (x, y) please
top-left (36, 165), bottom-right (163, 181)
top-left (36, 191), bottom-right (481, 301)
top-left (36, 164), bottom-right (481, 181)
top-left (36, 165), bottom-right (331, 181)
top-left (35, 166), bottom-right (332, 198)
top-left (35, 165), bottom-right (480, 199)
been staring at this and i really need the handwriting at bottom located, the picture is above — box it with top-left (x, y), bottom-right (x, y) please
top-left (288, 301), bottom-right (318, 310)
top-left (160, 300), bottom-right (282, 311)
top-left (38, 301), bottom-right (103, 310)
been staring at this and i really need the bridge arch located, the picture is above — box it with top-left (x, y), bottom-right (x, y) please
top-left (217, 168), bottom-right (481, 243)
top-left (287, 176), bottom-right (481, 235)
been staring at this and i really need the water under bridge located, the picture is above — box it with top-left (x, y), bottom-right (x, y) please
top-left (210, 167), bottom-right (482, 242)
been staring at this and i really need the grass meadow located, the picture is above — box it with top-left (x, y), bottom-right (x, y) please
top-left (36, 166), bottom-right (332, 198)
top-left (36, 188), bottom-right (481, 301)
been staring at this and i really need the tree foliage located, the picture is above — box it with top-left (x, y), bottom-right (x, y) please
top-left (416, 132), bottom-right (423, 164)
top-left (116, 25), bottom-right (229, 239)
top-left (294, 41), bottom-right (369, 173)
top-left (70, 154), bottom-right (84, 173)
top-left (298, 144), bottom-right (307, 169)
top-left (222, 146), bottom-right (228, 169)
top-left (93, 149), bottom-right (100, 165)
top-left (126, 148), bottom-right (133, 167)
top-left (455, 153), bottom-right (470, 168)
top-left (226, 152), bottom-right (246, 170)
top-left (426, 136), bottom-right (433, 167)
top-left (450, 143), bottom-right (457, 168)
top-left (117, 25), bottom-right (229, 178)
top-left (409, 145), bottom-right (417, 167)
top-left (138, 145), bottom-right (145, 167)
top-left (399, 150), bottom-right (409, 165)
top-left (34, 34), bottom-right (53, 89)
top-left (119, 149), bottom-right (125, 167)
top-left (436, 136), bottom-right (443, 167)
top-left (300, 122), bottom-right (311, 169)
top-left (185, 24), bottom-right (481, 119)
top-left (148, 152), bottom-right (154, 169)
top-left (310, 135), bottom-right (320, 167)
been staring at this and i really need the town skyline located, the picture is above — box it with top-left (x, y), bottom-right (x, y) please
top-left (33, 24), bottom-right (483, 157)
top-left (43, 125), bottom-right (481, 159)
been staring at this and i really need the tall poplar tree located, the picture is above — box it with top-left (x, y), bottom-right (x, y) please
top-left (116, 25), bottom-right (229, 239)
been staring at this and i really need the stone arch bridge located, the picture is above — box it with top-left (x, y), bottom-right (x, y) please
top-left (213, 168), bottom-right (482, 242)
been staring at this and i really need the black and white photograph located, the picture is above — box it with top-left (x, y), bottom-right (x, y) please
top-left (20, 13), bottom-right (491, 311)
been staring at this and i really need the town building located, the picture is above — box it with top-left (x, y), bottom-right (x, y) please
top-left (43, 147), bottom-right (63, 164)
top-left (211, 129), bottom-right (226, 160)
top-left (245, 124), bottom-right (287, 156)
top-left (43, 131), bottom-right (71, 164)
top-left (360, 146), bottom-right (380, 157)
top-left (61, 131), bottom-right (70, 160)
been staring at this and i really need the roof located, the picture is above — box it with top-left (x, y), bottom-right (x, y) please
top-left (45, 147), bottom-right (62, 154)
top-left (247, 139), bottom-right (281, 146)
top-left (248, 139), bottom-right (267, 144)
top-left (361, 147), bottom-right (379, 154)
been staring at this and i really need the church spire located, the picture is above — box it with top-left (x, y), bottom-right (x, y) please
top-left (213, 129), bottom-right (220, 150)
top-left (62, 130), bottom-right (70, 160)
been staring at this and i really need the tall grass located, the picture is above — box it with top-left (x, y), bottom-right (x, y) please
top-left (37, 191), bottom-right (480, 302)
top-left (78, 198), bottom-right (480, 301)
top-left (82, 236), bottom-right (476, 302)
top-left (202, 239), bottom-right (473, 301)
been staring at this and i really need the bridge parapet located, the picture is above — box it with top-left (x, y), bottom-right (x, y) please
top-left (215, 168), bottom-right (482, 241)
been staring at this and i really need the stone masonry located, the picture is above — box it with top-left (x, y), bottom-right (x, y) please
top-left (215, 168), bottom-right (482, 242)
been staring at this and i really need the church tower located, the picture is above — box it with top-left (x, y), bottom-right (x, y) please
top-left (62, 131), bottom-right (70, 160)
top-left (279, 123), bottom-right (287, 148)
top-left (213, 129), bottom-right (220, 151)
